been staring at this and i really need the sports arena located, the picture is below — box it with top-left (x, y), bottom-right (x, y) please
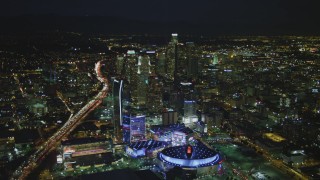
top-left (158, 140), bottom-right (222, 169)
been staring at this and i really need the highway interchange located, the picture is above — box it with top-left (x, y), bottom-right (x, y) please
top-left (11, 61), bottom-right (108, 180)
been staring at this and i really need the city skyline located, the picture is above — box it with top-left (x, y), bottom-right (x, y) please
top-left (1, 32), bottom-right (319, 179)
top-left (0, 2), bottom-right (320, 178)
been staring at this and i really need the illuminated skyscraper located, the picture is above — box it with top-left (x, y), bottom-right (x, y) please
top-left (122, 115), bottom-right (146, 143)
top-left (213, 54), bottom-right (219, 65)
top-left (130, 115), bottom-right (146, 142)
top-left (112, 77), bottom-right (124, 142)
top-left (146, 50), bottom-right (157, 74)
top-left (124, 50), bottom-right (138, 85)
top-left (186, 42), bottom-right (199, 78)
top-left (116, 55), bottom-right (125, 75)
top-left (137, 55), bottom-right (151, 76)
top-left (183, 100), bottom-right (198, 126)
top-left (147, 75), bottom-right (163, 114)
top-left (133, 55), bottom-right (151, 108)
top-left (157, 51), bottom-right (166, 77)
top-left (122, 116), bottom-right (131, 143)
top-left (166, 33), bottom-right (178, 80)
top-left (162, 109), bottom-right (178, 125)
top-left (122, 50), bottom-right (138, 112)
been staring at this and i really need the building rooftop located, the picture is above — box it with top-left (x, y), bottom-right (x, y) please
top-left (158, 140), bottom-right (222, 168)
top-left (175, 127), bottom-right (193, 135)
top-left (128, 140), bottom-right (169, 150)
top-left (69, 152), bottom-right (114, 167)
top-left (61, 137), bottom-right (110, 146)
top-left (150, 123), bottom-right (186, 136)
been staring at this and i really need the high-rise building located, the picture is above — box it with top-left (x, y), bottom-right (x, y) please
top-left (186, 42), bottom-right (199, 78)
top-left (133, 55), bottom-right (151, 108)
top-left (162, 109), bottom-right (178, 125)
top-left (130, 115), bottom-right (146, 142)
top-left (122, 116), bottom-right (131, 143)
top-left (112, 77), bottom-right (124, 142)
top-left (146, 50), bottom-right (157, 74)
top-left (122, 50), bottom-right (139, 112)
top-left (183, 100), bottom-right (198, 126)
top-left (213, 54), bottom-right (219, 65)
top-left (116, 55), bottom-right (125, 75)
top-left (122, 115), bottom-right (146, 143)
top-left (147, 75), bottom-right (163, 114)
top-left (124, 50), bottom-right (138, 85)
top-left (157, 51), bottom-right (166, 77)
top-left (31, 102), bottom-right (48, 116)
top-left (166, 33), bottom-right (178, 80)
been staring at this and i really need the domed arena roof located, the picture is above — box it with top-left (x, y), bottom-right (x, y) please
top-left (158, 140), bottom-right (222, 168)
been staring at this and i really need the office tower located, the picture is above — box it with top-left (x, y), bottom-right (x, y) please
top-left (137, 55), bottom-right (151, 76)
top-left (122, 115), bottom-right (146, 143)
top-left (130, 115), bottom-right (146, 142)
top-left (124, 50), bottom-right (138, 85)
top-left (183, 100), bottom-right (198, 126)
top-left (122, 50), bottom-right (138, 112)
top-left (186, 42), bottom-right (199, 78)
top-left (31, 102), bottom-right (48, 116)
top-left (162, 109), bottom-right (178, 125)
top-left (146, 50), bottom-right (157, 74)
top-left (116, 55), bottom-right (125, 75)
top-left (112, 77), bottom-right (124, 142)
top-left (147, 75), bottom-right (163, 114)
top-left (166, 33), bottom-right (178, 80)
top-left (157, 51), bottom-right (166, 77)
top-left (133, 55), bottom-right (151, 108)
top-left (213, 54), bottom-right (219, 65)
top-left (122, 116), bottom-right (131, 143)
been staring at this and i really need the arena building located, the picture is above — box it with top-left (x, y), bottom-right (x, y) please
top-left (158, 140), bottom-right (222, 169)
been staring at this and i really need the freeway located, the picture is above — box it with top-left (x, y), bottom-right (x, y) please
top-left (11, 61), bottom-right (108, 180)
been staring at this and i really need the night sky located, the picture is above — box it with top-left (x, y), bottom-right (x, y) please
top-left (1, 0), bottom-right (320, 35)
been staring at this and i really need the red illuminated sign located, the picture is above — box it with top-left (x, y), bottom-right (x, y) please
top-left (186, 145), bottom-right (192, 158)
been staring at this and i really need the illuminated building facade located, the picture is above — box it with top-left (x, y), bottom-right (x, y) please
top-left (158, 140), bottom-right (222, 169)
top-left (150, 123), bottom-right (185, 142)
top-left (162, 109), bottom-right (178, 125)
top-left (116, 55), bottom-right (125, 75)
top-left (112, 77), bottom-right (124, 142)
top-left (61, 138), bottom-right (112, 159)
top-left (172, 127), bottom-right (193, 146)
top-left (30, 102), bottom-right (48, 116)
top-left (125, 140), bottom-right (169, 158)
top-left (146, 50), bottom-right (157, 74)
top-left (133, 55), bottom-right (151, 108)
top-left (122, 116), bottom-right (131, 143)
top-left (166, 33), bottom-right (178, 80)
top-left (124, 50), bottom-right (138, 86)
top-left (121, 50), bottom-right (139, 112)
top-left (147, 75), bottom-right (163, 114)
top-left (183, 100), bottom-right (198, 126)
top-left (186, 42), bottom-right (199, 78)
top-left (122, 115), bottom-right (146, 143)
top-left (130, 115), bottom-right (146, 142)
top-left (157, 51), bottom-right (166, 77)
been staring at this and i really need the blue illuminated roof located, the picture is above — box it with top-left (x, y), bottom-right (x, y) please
top-left (128, 140), bottom-right (169, 150)
top-left (150, 123), bottom-right (185, 134)
top-left (176, 127), bottom-right (193, 135)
